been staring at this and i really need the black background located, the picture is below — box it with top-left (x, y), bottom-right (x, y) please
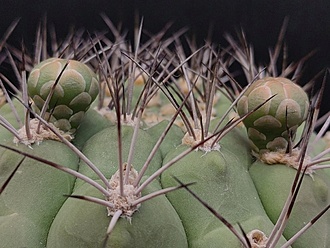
top-left (1, 0), bottom-right (330, 114)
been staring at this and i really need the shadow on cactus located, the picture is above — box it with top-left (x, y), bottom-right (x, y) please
top-left (0, 17), bottom-right (329, 248)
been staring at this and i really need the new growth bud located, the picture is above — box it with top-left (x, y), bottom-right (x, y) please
top-left (27, 58), bottom-right (99, 133)
top-left (237, 77), bottom-right (309, 152)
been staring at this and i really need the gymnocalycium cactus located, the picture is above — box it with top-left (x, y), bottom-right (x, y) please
top-left (0, 17), bottom-right (329, 248)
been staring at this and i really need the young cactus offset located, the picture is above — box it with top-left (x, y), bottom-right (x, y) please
top-left (237, 76), bottom-right (309, 153)
top-left (233, 30), bottom-right (330, 246)
top-left (27, 58), bottom-right (99, 133)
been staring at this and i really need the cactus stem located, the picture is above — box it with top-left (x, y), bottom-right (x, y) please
top-left (1, 18), bottom-right (329, 247)
top-left (133, 118), bottom-right (173, 186)
top-left (293, 75), bottom-right (327, 164)
top-left (264, 74), bottom-right (329, 245)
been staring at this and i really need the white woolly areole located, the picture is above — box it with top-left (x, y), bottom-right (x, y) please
top-left (94, 107), bottom-right (143, 127)
top-left (247, 229), bottom-right (268, 248)
top-left (106, 164), bottom-right (141, 218)
top-left (182, 128), bottom-right (220, 152)
top-left (13, 118), bottom-right (73, 145)
top-left (253, 148), bottom-right (313, 174)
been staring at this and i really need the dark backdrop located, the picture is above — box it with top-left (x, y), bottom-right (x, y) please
top-left (1, 0), bottom-right (330, 114)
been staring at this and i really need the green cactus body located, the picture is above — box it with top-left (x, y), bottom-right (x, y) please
top-left (46, 125), bottom-right (188, 247)
top-left (249, 162), bottom-right (330, 247)
top-left (236, 76), bottom-right (330, 247)
top-left (1, 21), bottom-right (330, 248)
top-left (213, 90), bottom-right (236, 120)
top-left (72, 108), bottom-right (113, 150)
top-left (47, 180), bottom-right (188, 248)
top-left (146, 120), bottom-right (184, 158)
top-left (74, 126), bottom-right (162, 189)
top-left (0, 98), bottom-right (24, 142)
top-left (27, 58), bottom-right (99, 133)
top-left (161, 136), bottom-right (287, 247)
top-left (0, 140), bottom-right (79, 247)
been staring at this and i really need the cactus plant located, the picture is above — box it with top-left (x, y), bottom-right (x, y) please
top-left (0, 17), bottom-right (330, 248)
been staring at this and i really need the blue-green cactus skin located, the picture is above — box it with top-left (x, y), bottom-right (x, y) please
top-left (47, 125), bottom-right (188, 247)
top-left (161, 139), bottom-right (287, 247)
top-left (249, 161), bottom-right (330, 248)
top-left (0, 141), bottom-right (79, 247)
